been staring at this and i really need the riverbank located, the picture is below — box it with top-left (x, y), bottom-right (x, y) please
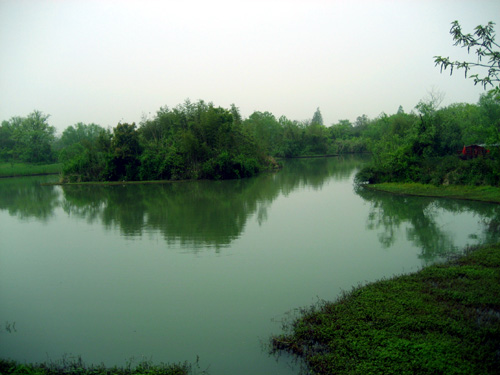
top-left (270, 243), bottom-right (500, 374)
top-left (0, 162), bottom-right (62, 178)
top-left (365, 182), bottom-right (500, 204)
top-left (0, 358), bottom-right (198, 375)
top-left (270, 182), bottom-right (500, 374)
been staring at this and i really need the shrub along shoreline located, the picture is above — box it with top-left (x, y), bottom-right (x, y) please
top-left (271, 243), bottom-right (500, 374)
top-left (270, 183), bottom-right (500, 374)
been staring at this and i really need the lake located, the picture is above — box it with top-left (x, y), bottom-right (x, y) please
top-left (1, 156), bottom-right (499, 374)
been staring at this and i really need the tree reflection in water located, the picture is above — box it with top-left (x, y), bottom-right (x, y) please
top-left (2, 156), bottom-right (498, 258)
top-left (356, 185), bottom-right (500, 261)
top-left (0, 176), bottom-right (60, 221)
top-left (59, 156), bottom-right (366, 250)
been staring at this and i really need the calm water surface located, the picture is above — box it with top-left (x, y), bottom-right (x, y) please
top-left (1, 156), bottom-right (500, 374)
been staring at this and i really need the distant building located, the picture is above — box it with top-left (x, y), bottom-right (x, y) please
top-left (460, 144), bottom-right (489, 159)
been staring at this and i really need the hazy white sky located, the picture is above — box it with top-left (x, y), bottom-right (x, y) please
top-left (1, 0), bottom-right (499, 133)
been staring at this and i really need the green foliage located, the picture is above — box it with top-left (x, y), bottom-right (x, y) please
top-left (303, 122), bottom-right (328, 155)
top-left (358, 153), bottom-right (500, 187)
top-left (0, 162), bottom-right (62, 177)
top-left (311, 107), bottom-right (324, 126)
top-left (7, 85), bottom-right (499, 184)
top-left (200, 151), bottom-right (259, 180)
top-left (62, 129), bottom-right (112, 183)
top-left (434, 21), bottom-right (500, 99)
top-left (0, 357), bottom-right (194, 375)
top-left (271, 244), bottom-right (500, 374)
top-left (138, 143), bottom-right (185, 181)
top-left (0, 110), bottom-right (56, 163)
top-left (275, 116), bottom-right (304, 157)
top-left (242, 111), bottom-right (282, 155)
top-left (60, 100), bottom-right (273, 182)
top-left (56, 123), bottom-right (105, 149)
top-left (0, 120), bottom-right (16, 161)
top-left (357, 91), bottom-right (500, 187)
top-left (109, 123), bottom-right (142, 181)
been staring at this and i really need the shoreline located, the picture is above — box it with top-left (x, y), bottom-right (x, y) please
top-left (271, 182), bottom-right (500, 374)
top-left (271, 242), bottom-right (500, 374)
top-left (364, 182), bottom-right (500, 204)
top-left (0, 358), bottom-right (195, 375)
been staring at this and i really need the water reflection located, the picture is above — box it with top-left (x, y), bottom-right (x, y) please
top-left (356, 186), bottom-right (500, 261)
top-left (1, 156), bottom-right (499, 256)
top-left (62, 178), bottom-right (277, 249)
top-left (278, 155), bottom-right (366, 192)
top-left (59, 156), bottom-right (366, 249)
top-left (0, 176), bottom-right (60, 221)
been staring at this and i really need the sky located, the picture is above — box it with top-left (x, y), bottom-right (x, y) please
top-left (1, 0), bottom-right (499, 134)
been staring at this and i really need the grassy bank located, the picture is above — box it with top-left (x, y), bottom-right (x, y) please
top-left (0, 357), bottom-right (199, 375)
top-left (366, 182), bottom-right (500, 204)
top-left (0, 162), bottom-right (62, 177)
top-left (270, 244), bottom-right (500, 374)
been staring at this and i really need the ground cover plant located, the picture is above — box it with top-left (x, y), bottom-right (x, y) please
top-left (366, 182), bottom-right (500, 204)
top-left (0, 162), bottom-right (62, 177)
top-left (0, 357), bottom-right (202, 375)
top-left (270, 244), bottom-right (500, 374)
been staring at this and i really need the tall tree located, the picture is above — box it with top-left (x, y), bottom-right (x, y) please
top-left (58, 122), bottom-right (104, 149)
top-left (230, 103), bottom-right (242, 125)
top-left (311, 107), bottom-right (324, 126)
top-left (10, 110), bottom-right (56, 163)
top-left (109, 123), bottom-right (142, 180)
top-left (243, 111), bottom-right (282, 155)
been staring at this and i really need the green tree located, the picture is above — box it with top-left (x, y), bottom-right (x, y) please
top-left (9, 110), bottom-right (56, 163)
top-left (0, 120), bottom-right (16, 162)
top-left (304, 121), bottom-right (328, 154)
top-left (434, 20), bottom-right (500, 98)
top-left (230, 103), bottom-right (242, 125)
top-left (57, 122), bottom-right (104, 149)
top-left (109, 123), bottom-right (142, 180)
top-left (60, 100), bottom-right (277, 182)
top-left (61, 128), bottom-right (112, 183)
top-left (56, 122), bottom-right (106, 162)
top-left (478, 92), bottom-right (500, 143)
top-left (277, 116), bottom-right (304, 157)
top-left (243, 111), bottom-right (282, 155)
top-left (311, 107), bottom-right (324, 126)
top-left (329, 120), bottom-right (353, 140)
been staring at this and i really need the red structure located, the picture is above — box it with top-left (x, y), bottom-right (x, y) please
top-left (460, 144), bottom-right (489, 159)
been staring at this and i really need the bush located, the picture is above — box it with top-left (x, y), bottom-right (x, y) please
top-left (62, 148), bottom-right (111, 182)
top-left (139, 145), bottom-right (186, 181)
top-left (357, 154), bottom-right (500, 187)
top-left (201, 152), bottom-right (260, 180)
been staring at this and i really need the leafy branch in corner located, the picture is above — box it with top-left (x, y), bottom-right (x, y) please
top-left (434, 20), bottom-right (500, 98)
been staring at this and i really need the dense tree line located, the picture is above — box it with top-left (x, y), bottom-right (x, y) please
top-left (356, 92), bottom-right (500, 186)
top-left (1, 93), bottom-right (499, 184)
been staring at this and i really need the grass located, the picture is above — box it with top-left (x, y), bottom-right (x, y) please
top-left (366, 182), bottom-right (500, 204)
top-left (270, 244), bottom-right (500, 374)
top-left (0, 162), bottom-right (62, 177)
top-left (0, 356), bottom-right (204, 375)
